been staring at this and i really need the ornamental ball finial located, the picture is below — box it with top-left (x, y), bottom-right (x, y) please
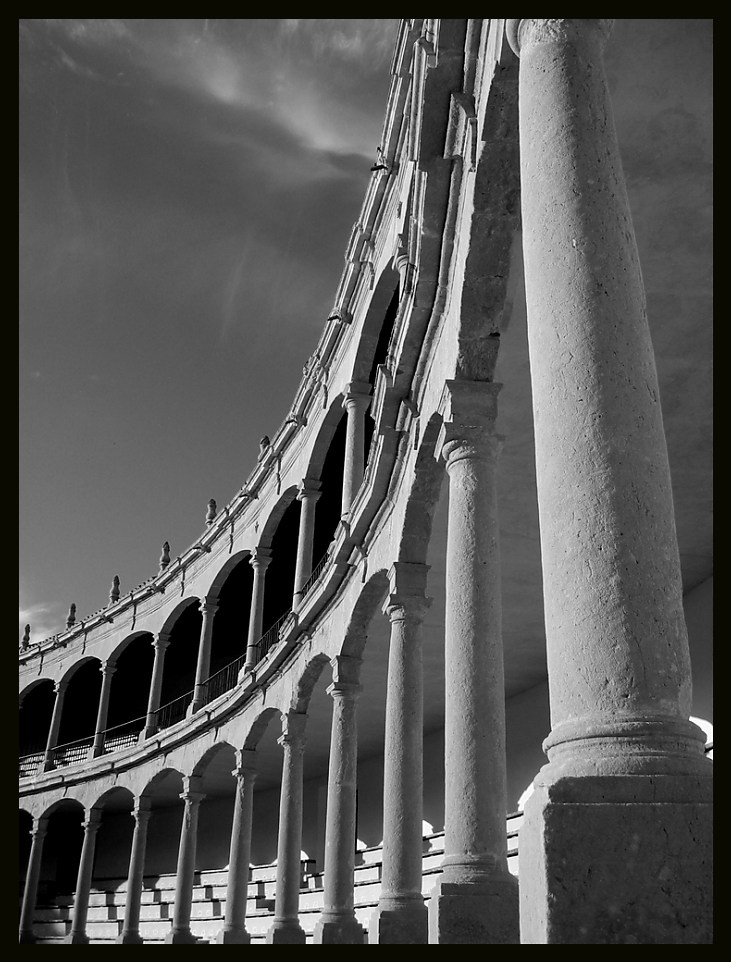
top-left (159, 541), bottom-right (171, 571)
top-left (206, 499), bottom-right (217, 525)
top-left (109, 575), bottom-right (120, 604)
top-left (22, 624), bottom-right (31, 649)
top-left (66, 603), bottom-right (77, 629)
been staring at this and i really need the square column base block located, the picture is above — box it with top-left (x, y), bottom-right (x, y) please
top-left (428, 875), bottom-right (519, 944)
top-left (313, 916), bottom-right (366, 944)
top-left (266, 922), bottom-right (307, 944)
top-left (520, 775), bottom-right (713, 944)
top-left (63, 933), bottom-right (90, 944)
top-left (369, 903), bottom-right (428, 944)
top-left (19, 932), bottom-right (37, 945)
top-left (214, 928), bottom-right (251, 944)
top-left (164, 930), bottom-right (201, 944)
top-left (116, 932), bottom-right (144, 944)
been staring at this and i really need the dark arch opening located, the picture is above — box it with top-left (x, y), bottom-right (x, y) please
top-left (262, 499), bottom-right (301, 633)
top-left (106, 634), bottom-right (154, 746)
top-left (91, 791), bottom-right (135, 895)
top-left (210, 558), bottom-right (254, 676)
top-left (39, 805), bottom-right (84, 902)
top-left (57, 661), bottom-right (102, 747)
top-left (367, 286), bottom-right (400, 386)
top-left (312, 412), bottom-right (347, 566)
top-left (20, 680), bottom-right (55, 760)
top-left (19, 810), bottom-right (33, 906)
top-left (159, 603), bottom-right (203, 720)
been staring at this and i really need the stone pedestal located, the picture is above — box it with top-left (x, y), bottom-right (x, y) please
top-left (215, 751), bottom-right (258, 944)
top-left (507, 17), bottom-right (713, 943)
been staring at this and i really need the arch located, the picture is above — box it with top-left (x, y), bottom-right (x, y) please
top-left (396, 412), bottom-right (447, 565)
top-left (304, 396), bottom-right (350, 483)
top-left (208, 549), bottom-right (252, 598)
top-left (259, 490), bottom-right (301, 634)
top-left (350, 265), bottom-right (401, 385)
top-left (19, 809), bottom-right (33, 890)
top-left (257, 485), bottom-right (299, 551)
top-left (19, 677), bottom-right (54, 704)
top-left (243, 707), bottom-right (281, 751)
top-left (39, 797), bottom-right (86, 821)
top-left (292, 652), bottom-right (331, 714)
top-left (208, 553), bottom-right (255, 679)
top-left (38, 799), bottom-right (85, 902)
top-left (159, 596), bottom-right (201, 638)
top-left (140, 766), bottom-right (185, 800)
top-left (158, 597), bottom-right (203, 722)
top-left (57, 658), bottom-right (103, 750)
top-left (106, 629), bottom-right (155, 668)
top-left (58, 654), bottom-right (102, 689)
top-left (105, 632), bottom-right (154, 743)
top-left (191, 740), bottom-right (238, 778)
top-left (90, 785), bottom-right (136, 813)
top-left (19, 678), bottom-right (55, 765)
top-left (341, 569), bottom-right (390, 660)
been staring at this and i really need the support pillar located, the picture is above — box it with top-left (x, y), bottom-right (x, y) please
top-left (292, 479), bottom-right (322, 610)
top-left (215, 751), bottom-right (258, 944)
top-left (341, 382), bottom-right (372, 515)
top-left (313, 656), bottom-right (364, 944)
top-left (190, 598), bottom-right (219, 713)
top-left (266, 712), bottom-right (307, 944)
top-left (117, 799), bottom-right (152, 944)
top-left (19, 816), bottom-right (48, 944)
top-left (429, 380), bottom-right (518, 944)
top-left (64, 809), bottom-right (102, 944)
top-left (91, 662), bottom-right (116, 758)
top-left (506, 18), bottom-right (712, 944)
top-left (42, 680), bottom-right (67, 771)
top-left (165, 777), bottom-right (206, 944)
top-left (243, 547), bottom-right (272, 672)
top-left (143, 632), bottom-right (170, 738)
top-left (370, 563), bottom-right (429, 944)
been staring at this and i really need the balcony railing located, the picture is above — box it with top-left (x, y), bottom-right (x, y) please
top-left (300, 551), bottom-right (330, 599)
top-left (204, 652), bottom-right (248, 705)
top-left (154, 690), bottom-right (193, 732)
top-left (257, 611), bottom-right (291, 661)
top-left (101, 715), bottom-right (146, 753)
top-left (47, 735), bottom-right (95, 769)
top-left (18, 748), bottom-right (45, 778)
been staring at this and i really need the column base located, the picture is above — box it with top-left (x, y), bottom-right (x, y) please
top-left (520, 773), bottom-right (713, 944)
top-left (164, 929), bottom-right (201, 944)
top-left (266, 920), bottom-right (307, 944)
top-left (313, 913), bottom-right (366, 944)
top-left (63, 932), bottom-right (90, 944)
top-left (428, 872), bottom-right (519, 944)
top-left (116, 931), bottom-right (144, 944)
top-left (369, 898), bottom-right (428, 944)
top-left (18, 930), bottom-right (37, 945)
top-left (214, 927), bottom-right (251, 944)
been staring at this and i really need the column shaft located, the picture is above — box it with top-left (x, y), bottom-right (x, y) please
top-left (216, 753), bottom-right (258, 944)
top-left (191, 599), bottom-right (218, 712)
top-left (91, 664), bottom-right (116, 758)
top-left (243, 549), bottom-right (271, 671)
top-left (65, 811), bottom-right (102, 944)
top-left (370, 563), bottom-right (428, 944)
top-left (117, 803), bottom-right (152, 944)
top-left (143, 634), bottom-right (169, 738)
top-left (293, 481), bottom-right (321, 609)
top-left (341, 382), bottom-right (372, 515)
top-left (266, 713), bottom-right (307, 944)
top-left (314, 657), bottom-right (363, 944)
top-left (165, 781), bottom-right (205, 944)
top-left (42, 682), bottom-right (66, 771)
top-left (19, 819), bottom-right (47, 944)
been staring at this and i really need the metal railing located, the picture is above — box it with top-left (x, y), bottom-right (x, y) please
top-left (47, 735), bottom-right (95, 769)
top-left (19, 749), bottom-right (45, 778)
top-left (154, 690), bottom-right (193, 732)
top-left (101, 715), bottom-right (146, 753)
top-left (256, 611), bottom-right (291, 661)
top-left (300, 551), bottom-right (330, 599)
top-left (204, 653), bottom-right (248, 705)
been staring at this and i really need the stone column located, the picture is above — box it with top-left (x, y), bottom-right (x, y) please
top-left (266, 712), bottom-right (307, 944)
top-left (91, 663), bottom-right (116, 758)
top-left (313, 656), bottom-right (364, 945)
top-left (243, 547), bottom-right (272, 672)
top-left (165, 777), bottom-right (206, 944)
top-left (429, 380), bottom-right (518, 944)
top-left (19, 816), bottom-right (48, 944)
top-left (370, 563), bottom-right (429, 944)
top-left (190, 598), bottom-right (219, 713)
top-left (292, 479), bottom-right (322, 609)
top-left (143, 632), bottom-right (170, 738)
top-left (117, 799), bottom-right (152, 944)
top-left (341, 381), bottom-right (372, 515)
top-left (215, 750), bottom-right (258, 944)
top-left (42, 680), bottom-right (67, 771)
top-left (506, 18), bottom-right (712, 944)
top-left (64, 809), bottom-right (103, 944)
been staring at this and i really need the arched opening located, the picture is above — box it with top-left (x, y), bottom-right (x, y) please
top-left (158, 601), bottom-right (202, 727)
top-left (19, 680), bottom-right (55, 775)
top-left (312, 412), bottom-right (347, 568)
top-left (137, 769), bottom-right (185, 938)
top-left (209, 555), bottom-right (254, 679)
top-left (87, 788), bottom-right (135, 931)
top-left (106, 634), bottom-right (154, 750)
top-left (19, 810), bottom-right (33, 911)
top-left (56, 660), bottom-right (102, 764)
top-left (193, 743), bottom-right (239, 876)
top-left (38, 802), bottom-right (85, 911)
top-left (261, 499), bottom-right (300, 648)
top-left (366, 286), bottom-right (400, 386)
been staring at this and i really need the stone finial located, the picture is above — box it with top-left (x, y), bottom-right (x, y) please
top-left (206, 499), bottom-right (217, 525)
top-left (22, 624), bottom-right (31, 649)
top-left (66, 603), bottom-right (77, 629)
top-left (109, 575), bottom-right (120, 604)
top-left (159, 541), bottom-right (171, 572)
top-left (259, 436), bottom-right (270, 459)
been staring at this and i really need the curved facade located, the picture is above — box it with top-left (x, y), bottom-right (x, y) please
top-left (19, 20), bottom-right (713, 944)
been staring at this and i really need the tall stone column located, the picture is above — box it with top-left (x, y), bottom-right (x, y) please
top-left (292, 479), bottom-right (322, 609)
top-left (42, 679), bottom-right (67, 771)
top-left (165, 777), bottom-right (206, 944)
top-left (215, 750), bottom-right (258, 944)
top-left (341, 381), bottom-right (372, 515)
top-left (506, 18), bottom-right (712, 944)
top-left (243, 547), bottom-right (272, 672)
top-left (64, 809), bottom-right (103, 944)
top-left (370, 562), bottom-right (429, 944)
top-left (266, 712), bottom-right (307, 944)
top-left (117, 799), bottom-right (152, 944)
top-left (314, 656), bottom-right (364, 945)
top-left (428, 380), bottom-right (518, 944)
top-left (19, 816), bottom-right (48, 944)
top-left (143, 632), bottom-right (170, 738)
top-left (190, 598), bottom-right (219, 713)
top-left (91, 663), bottom-right (116, 758)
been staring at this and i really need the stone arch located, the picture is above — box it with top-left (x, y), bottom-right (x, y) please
top-left (158, 597), bottom-right (203, 721)
top-left (19, 809), bottom-right (34, 892)
top-left (396, 412), bottom-right (446, 565)
top-left (105, 632), bottom-right (155, 741)
top-left (88, 787), bottom-right (136, 903)
top-left (292, 652), bottom-right (331, 714)
top-left (38, 798), bottom-right (86, 899)
top-left (341, 568), bottom-right (390, 660)
top-left (159, 596), bottom-right (201, 637)
top-left (138, 768), bottom-right (186, 881)
top-left (243, 706), bottom-right (281, 751)
top-left (19, 679), bottom-right (56, 772)
top-left (208, 549), bottom-right (252, 598)
top-left (57, 656), bottom-right (103, 750)
top-left (140, 766), bottom-right (185, 800)
top-left (258, 486), bottom-right (301, 634)
top-left (58, 653), bottom-right (102, 688)
top-left (191, 739), bottom-right (238, 778)
top-left (207, 551), bottom-right (255, 680)
top-left (90, 784), bottom-right (136, 813)
top-left (257, 485), bottom-right (299, 551)
top-left (303, 395), bottom-right (349, 482)
top-left (106, 629), bottom-right (154, 668)
top-left (19, 677), bottom-right (54, 703)
top-left (349, 265), bottom-right (401, 385)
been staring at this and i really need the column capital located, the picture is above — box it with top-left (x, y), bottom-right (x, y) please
top-left (342, 381), bottom-right (373, 411)
top-left (199, 597), bottom-right (219, 616)
top-left (297, 478), bottom-right (322, 502)
top-left (153, 631), bottom-right (171, 651)
top-left (250, 546), bottom-right (273, 571)
top-left (279, 711), bottom-right (307, 752)
top-left (506, 19), bottom-right (614, 57)
top-left (133, 796), bottom-right (153, 818)
top-left (31, 816), bottom-right (49, 840)
top-left (83, 809), bottom-right (103, 832)
top-left (436, 379), bottom-right (503, 468)
top-left (180, 774), bottom-right (206, 804)
top-left (383, 562), bottom-right (431, 622)
top-left (233, 748), bottom-right (259, 778)
top-left (100, 661), bottom-right (117, 678)
top-left (330, 654), bottom-right (363, 687)
top-left (53, 679), bottom-right (67, 695)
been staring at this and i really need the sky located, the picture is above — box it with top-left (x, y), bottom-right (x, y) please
top-left (19, 19), bottom-right (400, 644)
